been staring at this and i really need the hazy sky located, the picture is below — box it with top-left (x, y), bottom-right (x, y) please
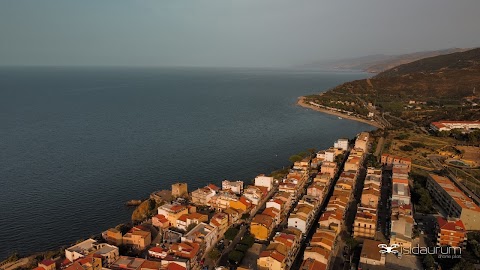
top-left (1, 0), bottom-right (479, 67)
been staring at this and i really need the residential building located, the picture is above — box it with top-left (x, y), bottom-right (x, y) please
top-left (257, 242), bottom-right (288, 270)
top-left (65, 257), bottom-right (101, 270)
top-left (169, 242), bottom-right (199, 268)
top-left (300, 258), bottom-right (327, 270)
top-left (65, 239), bottom-right (119, 266)
top-left (255, 174), bottom-right (274, 191)
top-left (224, 207), bottom-right (242, 224)
top-left (222, 180), bottom-right (244, 194)
top-left (103, 228), bottom-right (123, 246)
top-left (318, 210), bottom-right (343, 235)
top-left (359, 239), bottom-right (386, 267)
top-left (324, 149), bottom-right (336, 162)
top-left (152, 214), bottom-right (170, 229)
top-left (426, 173), bottom-right (480, 230)
top-left (158, 203), bottom-right (189, 228)
top-left (37, 260), bottom-right (56, 270)
top-left (436, 217), bottom-right (467, 248)
top-left (251, 214), bottom-right (275, 241)
top-left (360, 187), bottom-right (380, 207)
top-left (209, 212), bottom-right (229, 235)
top-left (353, 208), bottom-right (377, 239)
top-left (354, 132), bottom-right (370, 152)
top-left (320, 162), bottom-right (337, 178)
top-left (191, 185), bottom-right (218, 206)
top-left (182, 222), bottom-right (218, 252)
top-left (123, 226), bottom-right (151, 250)
top-left (304, 246), bottom-right (330, 265)
top-left (288, 203), bottom-right (315, 234)
top-left (334, 138), bottom-right (349, 151)
top-left (229, 196), bottom-right (252, 212)
top-left (242, 185), bottom-right (264, 205)
top-left (209, 190), bottom-right (239, 211)
top-left (430, 121), bottom-right (480, 132)
top-left (381, 154), bottom-right (412, 171)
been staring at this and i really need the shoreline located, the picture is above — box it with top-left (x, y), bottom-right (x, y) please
top-left (297, 96), bottom-right (383, 129)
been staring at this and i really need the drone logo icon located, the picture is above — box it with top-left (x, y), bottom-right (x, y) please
top-left (378, 244), bottom-right (400, 255)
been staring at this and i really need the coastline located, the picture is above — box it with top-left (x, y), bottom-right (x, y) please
top-left (297, 96), bottom-right (383, 129)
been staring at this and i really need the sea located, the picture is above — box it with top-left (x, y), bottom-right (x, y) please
top-left (0, 66), bottom-right (373, 259)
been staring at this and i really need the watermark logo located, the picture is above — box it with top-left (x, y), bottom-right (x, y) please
top-left (378, 244), bottom-right (400, 255)
top-left (378, 244), bottom-right (461, 259)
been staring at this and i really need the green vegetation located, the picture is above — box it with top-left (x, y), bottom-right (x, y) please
top-left (225, 228), bottom-right (239, 241)
top-left (235, 244), bottom-right (249, 253)
top-left (410, 142), bottom-right (425, 148)
top-left (239, 234), bottom-right (255, 248)
top-left (399, 145), bottom-right (414, 151)
top-left (131, 199), bottom-right (160, 222)
top-left (306, 48), bottom-right (480, 128)
top-left (241, 213), bottom-right (250, 220)
top-left (228, 250), bottom-right (244, 265)
top-left (207, 248), bottom-right (221, 261)
top-left (270, 168), bottom-right (289, 180)
top-left (411, 173), bottom-right (434, 213)
top-left (422, 254), bottom-right (435, 270)
top-left (289, 155), bottom-right (303, 163)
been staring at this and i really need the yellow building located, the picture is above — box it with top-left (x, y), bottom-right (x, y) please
top-left (251, 214), bottom-right (274, 241)
top-left (257, 242), bottom-right (287, 270)
top-left (229, 196), bottom-right (252, 212)
top-left (157, 203), bottom-right (189, 228)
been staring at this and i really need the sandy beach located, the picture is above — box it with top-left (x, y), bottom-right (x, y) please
top-left (297, 96), bottom-right (384, 129)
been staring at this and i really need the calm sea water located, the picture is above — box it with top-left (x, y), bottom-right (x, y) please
top-left (0, 67), bottom-right (372, 259)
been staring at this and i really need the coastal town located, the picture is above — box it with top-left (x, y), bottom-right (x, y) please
top-left (4, 117), bottom-right (480, 270)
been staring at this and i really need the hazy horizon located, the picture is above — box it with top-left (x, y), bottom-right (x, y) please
top-left (1, 0), bottom-right (479, 68)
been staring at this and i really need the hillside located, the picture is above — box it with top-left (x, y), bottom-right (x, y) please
top-left (302, 48), bottom-right (469, 73)
top-left (303, 48), bottom-right (480, 128)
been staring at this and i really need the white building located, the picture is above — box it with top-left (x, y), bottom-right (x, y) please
top-left (182, 222), bottom-right (218, 252)
top-left (324, 149), bottom-right (336, 162)
top-left (65, 239), bottom-right (119, 265)
top-left (254, 174), bottom-right (274, 191)
top-left (334, 138), bottom-right (349, 151)
top-left (222, 180), bottom-right (244, 194)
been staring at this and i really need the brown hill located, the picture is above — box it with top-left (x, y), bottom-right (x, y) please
top-left (303, 48), bottom-right (480, 127)
top-left (302, 48), bottom-right (469, 73)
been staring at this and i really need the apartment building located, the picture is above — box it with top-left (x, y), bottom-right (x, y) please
top-left (436, 217), bottom-right (467, 248)
top-left (222, 180), bottom-right (244, 194)
top-left (353, 208), bottom-right (377, 239)
top-left (65, 239), bottom-right (119, 265)
top-left (191, 185), bottom-right (217, 206)
top-left (255, 174), bottom-right (274, 191)
top-left (157, 203), bottom-right (189, 228)
top-left (426, 173), bottom-right (480, 230)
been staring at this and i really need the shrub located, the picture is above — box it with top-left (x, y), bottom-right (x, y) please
top-left (400, 145), bottom-right (414, 151)
top-left (410, 142), bottom-right (425, 148)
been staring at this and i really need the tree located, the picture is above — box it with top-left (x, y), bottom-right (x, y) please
top-left (207, 248), bottom-right (221, 261)
top-left (423, 254), bottom-right (435, 269)
top-left (240, 235), bottom-right (255, 248)
top-left (344, 236), bottom-right (358, 251)
top-left (400, 145), bottom-right (414, 151)
top-left (225, 228), bottom-right (239, 241)
top-left (289, 155), bottom-right (303, 163)
top-left (228, 250), bottom-right (244, 265)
